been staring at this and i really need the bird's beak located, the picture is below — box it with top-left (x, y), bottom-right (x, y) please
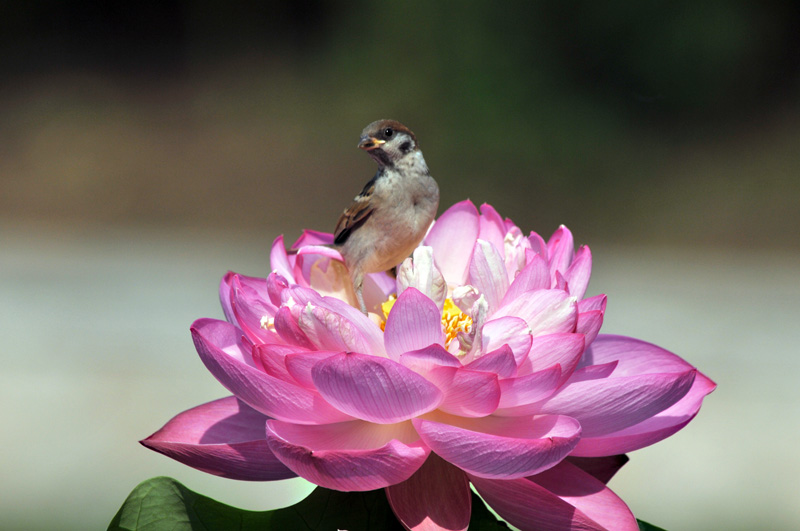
top-left (358, 136), bottom-right (385, 151)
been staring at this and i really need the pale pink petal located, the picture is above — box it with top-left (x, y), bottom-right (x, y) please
top-left (547, 225), bottom-right (574, 281)
top-left (480, 317), bottom-right (533, 365)
top-left (493, 289), bottom-right (577, 337)
top-left (424, 200), bottom-right (480, 285)
top-left (502, 225), bottom-right (532, 280)
top-left (192, 318), bottom-right (353, 424)
top-left (518, 333), bottom-right (586, 382)
top-left (426, 366), bottom-right (501, 417)
top-left (311, 352), bottom-right (444, 423)
top-left (497, 365), bottom-right (562, 409)
top-left (538, 368), bottom-right (697, 437)
top-left (571, 371), bottom-right (716, 456)
top-left (141, 396), bottom-right (295, 481)
top-left (501, 254), bottom-right (550, 306)
top-left (291, 229), bottom-right (334, 248)
top-left (284, 350), bottom-right (341, 388)
top-left (413, 414), bottom-right (581, 479)
top-left (266, 419), bottom-right (429, 491)
top-left (384, 288), bottom-right (445, 360)
top-left (564, 245), bottom-right (592, 299)
top-left (230, 274), bottom-right (280, 344)
top-left (528, 460), bottom-right (639, 531)
top-left (478, 203), bottom-right (507, 254)
top-left (464, 345), bottom-right (517, 378)
top-left (468, 239), bottom-right (509, 312)
top-left (294, 248), bottom-right (356, 304)
top-left (564, 455), bottom-right (629, 484)
top-left (269, 235), bottom-right (294, 282)
top-left (285, 286), bottom-right (386, 356)
top-left (218, 271), bottom-right (236, 324)
top-left (273, 306), bottom-right (315, 349)
top-left (397, 246), bottom-right (447, 310)
top-left (297, 301), bottom-right (372, 353)
top-left (399, 344), bottom-right (462, 375)
top-left (386, 453), bottom-right (471, 531)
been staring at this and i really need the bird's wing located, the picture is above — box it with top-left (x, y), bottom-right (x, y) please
top-left (334, 176), bottom-right (377, 245)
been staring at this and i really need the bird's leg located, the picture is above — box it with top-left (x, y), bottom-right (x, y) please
top-left (356, 287), bottom-right (367, 315)
top-left (351, 271), bottom-right (368, 314)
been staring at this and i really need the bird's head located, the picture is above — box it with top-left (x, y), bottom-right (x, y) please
top-left (358, 119), bottom-right (419, 167)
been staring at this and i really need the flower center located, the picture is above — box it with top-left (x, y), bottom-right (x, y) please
top-left (380, 295), bottom-right (472, 348)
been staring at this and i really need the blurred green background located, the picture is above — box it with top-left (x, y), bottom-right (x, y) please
top-left (2, 1), bottom-right (799, 246)
top-left (2, 2), bottom-right (799, 530)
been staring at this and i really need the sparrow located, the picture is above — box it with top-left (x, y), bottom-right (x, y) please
top-left (334, 120), bottom-right (440, 314)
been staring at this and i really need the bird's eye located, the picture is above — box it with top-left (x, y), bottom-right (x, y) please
top-left (384, 128), bottom-right (393, 138)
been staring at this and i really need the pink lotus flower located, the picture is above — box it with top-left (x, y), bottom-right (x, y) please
top-left (143, 200), bottom-right (715, 531)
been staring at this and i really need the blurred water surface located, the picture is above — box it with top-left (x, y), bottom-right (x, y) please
top-left (1, 223), bottom-right (798, 530)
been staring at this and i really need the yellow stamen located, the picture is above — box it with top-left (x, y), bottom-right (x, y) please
top-left (380, 294), bottom-right (472, 349)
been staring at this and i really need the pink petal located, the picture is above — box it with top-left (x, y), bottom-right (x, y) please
top-left (269, 235), bottom-right (294, 282)
top-left (494, 289), bottom-right (577, 336)
top-left (266, 419), bottom-right (429, 491)
top-left (424, 200), bottom-right (480, 285)
top-left (386, 453), bottom-right (471, 531)
top-left (218, 271), bottom-right (236, 324)
top-left (496, 365), bottom-right (562, 409)
top-left (297, 302), bottom-right (372, 353)
top-left (547, 225), bottom-right (574, 281)
top-left (273, 306), bottom-right (315, 349)
top-left (266, 272), bottom-right (289, 307)
top-left (581, 334), bottom-right (698, 375)
top-left (567, 361), bottom-right (619, 383)
top-left (192, 318), bottom-right (353, 424)
top-left (571, 371), bottom-right (716, 456)
top-left (538, 368), bottom-right (697, 437)
top-left (528, 231), bottom-right (547, 259)
top-left (470, 475), bottom-right (599, 531)
top-left (469, 460), bottom-right (638, 531)
top-left (528, 460), bottom-right (639, 531)
top-left (286, 286), bottom-right (386, 356)
top-left (141, 396), bottom-right (295, 481)
top-left (578, 293), bottom-right (607, 313)
top-left (284, 350), bottom-right (341, 388)
top-left (230, 274), bottom-right (279, 344)
top-left (426, 366), bottom-right (501, 417)
top-left (478, 203), bottom-right (507, 254)
top-left (311, 352), bottom-right (444, 423)
top-left (576, 310), bottom-right (604, 347)
top-left (480, 316), bottom-right (533, 365)
top-left (464, 345), bottom-right (517, 378)
top-left (413, 414), bottom-right (581, 479)
top-left (564, 245), bottom-right (592, 300)
top-left (564, 455), bottom-right (629, 484)
top-left (468, 239), bottom-right (509, 312)
top-left (252, 343), bottom-right (308, 380)
top-left (384, 288), bottom-right (445, 360)
top-left (500, 254), bottom-right (550, 306)
top-left (291, 229), bottom-right (334, 248)
top-left (518, 333), bottom-right (586, 382)
top-left (399, 344), bottom-right (462, 375)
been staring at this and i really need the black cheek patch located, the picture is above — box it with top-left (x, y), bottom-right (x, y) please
top-left (400, 141), bottom-right (412, 153)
